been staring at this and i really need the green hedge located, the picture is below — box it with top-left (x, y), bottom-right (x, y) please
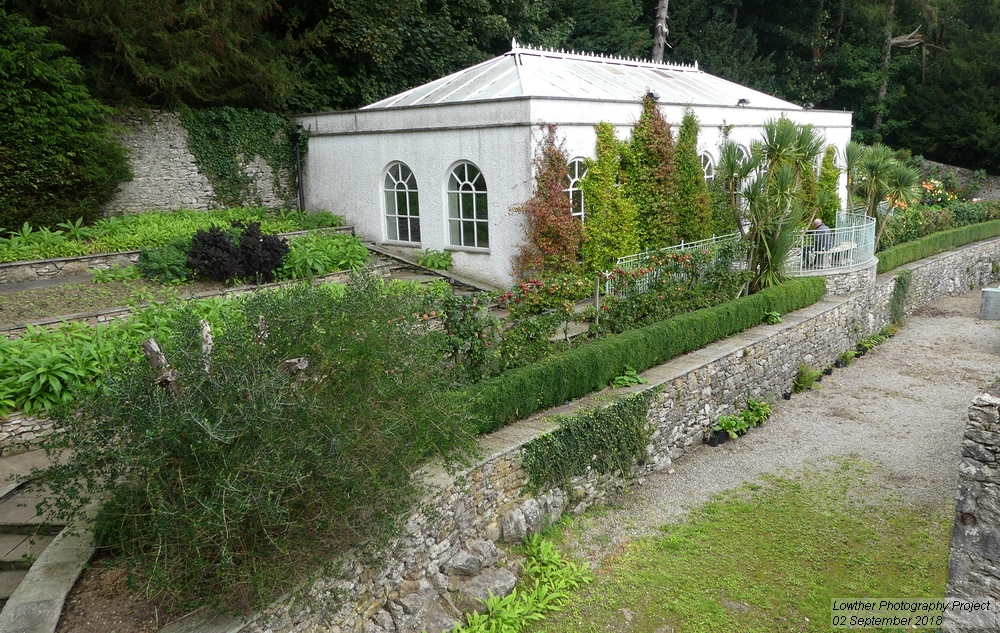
top-left (462, 276), bottom-right (827, 434)
top-left (876, 220), bottom-right (1000, 273)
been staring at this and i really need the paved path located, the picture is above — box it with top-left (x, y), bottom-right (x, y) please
top-left (564, 287), bottom-right (1000, 564)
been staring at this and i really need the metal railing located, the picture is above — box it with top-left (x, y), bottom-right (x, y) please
top-left (603, 210), bottom-right (878, 299)
top-left (785, 212), bottom-right (876, 275)
top-left (604, 233), bottom-right (740, 298)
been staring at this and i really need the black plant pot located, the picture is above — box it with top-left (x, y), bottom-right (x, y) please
top-left (816, 375), bottom-right (823, 383)
top-left (708, 430), bottom-right (728, 446)
top-left (835, 359), bottom-right (846, 368)
top-left (783, 391), bottom-right (792, 400)
top-left (824, 367), bottom-right (834, 375)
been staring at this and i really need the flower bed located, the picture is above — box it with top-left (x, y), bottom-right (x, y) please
top-left (0, 207), bottom-right (343, 265)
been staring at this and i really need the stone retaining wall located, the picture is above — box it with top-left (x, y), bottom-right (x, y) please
top-left (944, 388), bottom-right (1000, 631)
top-left (795, 257), bottom-right (877, 297)
top-left (0, 226), bottom-right (352, 287)
top-left (210, 237), bottom-right (1000, 633)
top-left (0, 413), bottom-right (56, 456)
top-left (100, 110), bottom-right (292, 215)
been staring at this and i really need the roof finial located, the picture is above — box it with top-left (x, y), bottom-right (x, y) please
top-left (511, 36), bottom-right (518, 50)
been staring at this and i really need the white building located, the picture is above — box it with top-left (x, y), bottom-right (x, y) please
top-left (295, 41), bottom-right (853, 289)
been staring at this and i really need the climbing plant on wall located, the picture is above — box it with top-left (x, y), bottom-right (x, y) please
top-left (622, 96), bottom-right (676, 249)
top-left (181, 107), bottom-right (303, 208)
top-left (581, 123), bottom-right (641, 274)
top-left (513, 126), bottom-right (584, 279)
top-left (671, 109), bottom-right (713, 242)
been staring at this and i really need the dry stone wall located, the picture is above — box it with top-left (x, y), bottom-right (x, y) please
top-left (944, 388), bottom-right (1000, 631)
top-left (100, 110), bottom-right (291, 215)
top-left (199, 237), bottom-right (1000, 633)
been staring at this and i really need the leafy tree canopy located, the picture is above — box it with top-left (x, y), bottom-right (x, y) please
top-left (0, 10), bottom-right (130, 229)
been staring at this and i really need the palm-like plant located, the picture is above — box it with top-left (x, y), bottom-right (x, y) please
top-left (851, 143), bottom-right (921, 248)
top-left (741, 119), bottom-right (825, 292)
top-left (715, 141), bottom-right (757, 237)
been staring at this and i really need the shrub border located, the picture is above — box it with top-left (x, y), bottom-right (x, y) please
top-left (876, 220), bottom-right (1000, 273)
top-left (461, 276), bottom-right (827, 433)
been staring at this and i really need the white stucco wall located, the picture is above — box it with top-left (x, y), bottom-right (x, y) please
top-left (296, 97), bottom-right (853, 289)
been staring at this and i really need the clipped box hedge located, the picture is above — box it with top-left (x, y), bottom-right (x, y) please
top-left (876, 220), bottom-right (1000, 273)
top-left (462, 276), bottom-right (827, 434)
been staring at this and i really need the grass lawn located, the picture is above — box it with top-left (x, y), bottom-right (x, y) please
top-left (533, 460), bottom-right (951, 633)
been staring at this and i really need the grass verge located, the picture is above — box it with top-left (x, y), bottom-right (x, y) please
top-left (534, 460), bottom-right (951, 633)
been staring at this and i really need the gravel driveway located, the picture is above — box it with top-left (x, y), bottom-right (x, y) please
top-left (563, 287), bottom-right (1000, 565)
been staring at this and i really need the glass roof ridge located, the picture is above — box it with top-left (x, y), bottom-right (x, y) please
top-left (508, 37), bottom-right (701, 73)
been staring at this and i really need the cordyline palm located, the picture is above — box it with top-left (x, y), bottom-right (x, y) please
top-left (716, 140), bottom-right (756, 237)
top-left (742, 119), bottom-right (824, 292)
top-left (852, 143), bottom-right (921, 248)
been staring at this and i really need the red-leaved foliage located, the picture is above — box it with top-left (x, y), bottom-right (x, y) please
top-left (513, 126), bottom-right (584, 279)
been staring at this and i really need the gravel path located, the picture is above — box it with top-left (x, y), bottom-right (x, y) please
top-left (564, 287), bottom-right (1000, 565)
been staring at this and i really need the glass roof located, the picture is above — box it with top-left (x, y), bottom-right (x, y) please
top-left (363, 42), bottom-right (800, 111)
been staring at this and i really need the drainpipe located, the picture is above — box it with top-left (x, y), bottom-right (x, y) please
top-left (292, 124), bottom-right (305, 212)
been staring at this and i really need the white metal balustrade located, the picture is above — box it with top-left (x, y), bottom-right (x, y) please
top-left (604, 210), bottom-right (878, 299)
top-left (785, 212), bottom-right (876, 275)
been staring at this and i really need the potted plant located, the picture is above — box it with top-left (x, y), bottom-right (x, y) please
top-left (714, 414), bottom-right (742, 441)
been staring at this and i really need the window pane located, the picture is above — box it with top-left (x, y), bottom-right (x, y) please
top-left (475, 194), bottom-right (488, 219)
top-left (409, 192), bottom-right (419, 216)
top-left (448, 192), bottom-right (460, 218)
top-left (410, 218), bottom-right (421, 242)
top-left (385, 191), bottom-right (396, 216)
top-left (477, 222), bottom-right (489, 247)
top-left (463, 220), bottom-right (475, 246)
top-left (462, 193), bottom-right (474, 218)
top-left (450, 220), bottom-right (461, 245)
top-left (397, 191), bottom-right (407, 215)
top-left (386, 215), bottom-right (398, 240)
top-left (385, 173), bottom-right (395, 189)
top-left (449, 174), bottom-right (459, 191)
top-left (398, 217), bottom-right (410, 242)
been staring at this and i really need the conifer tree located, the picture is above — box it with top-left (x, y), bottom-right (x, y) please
top-left (623, 96), bottom-right (676, 249)
top-left (671, 110), bottom-right (713, 241)
top-left (513, 126), bottom-right (584, 279)
top-left (581, 123), bottom-right (640, 273)
top-left (818, 146), bottom-right (842, 227)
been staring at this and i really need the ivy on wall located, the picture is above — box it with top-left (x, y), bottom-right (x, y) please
top-left (521, 392), bottom-right (652, 492)
top-left (181, 107), bottom-right (304, 208)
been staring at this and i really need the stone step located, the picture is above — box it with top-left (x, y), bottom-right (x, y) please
top-left (0, 569), bottom-right (28, 600)
top-left (0, 485), bottom-right (63, 533)
top-left (0, 533), bottom-right (56, 569)
top-left (548, 320), bottom-right (591, 342)
top-left (389, 270), bottom-right (446, 284)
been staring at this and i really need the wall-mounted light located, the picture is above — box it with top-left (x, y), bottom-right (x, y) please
top-left (803, 102), bottom-right (815, 109)
top-left (736, 98), bottom-right (750, 107)
top-left (646, 90), bottom-right (660, 101)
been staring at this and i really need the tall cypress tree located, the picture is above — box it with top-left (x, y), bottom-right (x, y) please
top-left (581, 123), bottom-right (640, 273)
top-left (623, 96), bottom-right (676, 249)
top-left (671, 110), bottom-right (713, 241)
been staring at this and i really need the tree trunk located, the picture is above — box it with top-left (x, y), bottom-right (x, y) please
top-left (813, 0), bottom-right (826, 62)
top-left (651, 0), bottom-right (670, 62)
top-left (873, 0), bottom-right (896, 131)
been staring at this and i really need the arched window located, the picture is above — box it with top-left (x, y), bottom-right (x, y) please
top-left (384, 163), bottom-right (420, 243)
top-left (565, 158), bottom-right (588, 221)
top-left (447, 162), bottom-right (488, 248)
top-left (700, 153), bottom-right (716, 183)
